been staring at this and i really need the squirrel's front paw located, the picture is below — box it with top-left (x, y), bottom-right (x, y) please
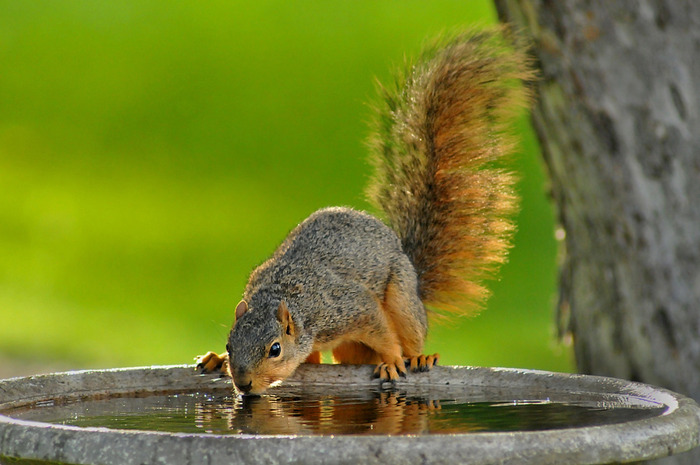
top-left (195, 351), bottom-right (229, 375)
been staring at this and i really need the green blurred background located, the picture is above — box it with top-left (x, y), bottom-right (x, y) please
top-left (0, 1), bottom-right (573, 376)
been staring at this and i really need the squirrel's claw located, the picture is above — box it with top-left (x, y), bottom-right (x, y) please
top-left (195, 351), bottom-right (229, 375)
top-left (373, 360), bottom-right (407, 382)
top-left (404, 353), bottom-right (439, 373)
top-left (374, 353), bottom-right (438, 382)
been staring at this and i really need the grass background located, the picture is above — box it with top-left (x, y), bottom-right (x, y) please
top-left (0, 1), bottom-right (573, 375)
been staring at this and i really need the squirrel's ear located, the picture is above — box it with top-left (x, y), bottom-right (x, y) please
top-left (277, 301), bottom-right (296, 338)
top-left (235, 300), bottom-right (248, 322)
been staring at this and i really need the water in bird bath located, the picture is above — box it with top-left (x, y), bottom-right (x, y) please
top-left (0, 364), bottom-right (698, 465)
top-left (4, 384), bottom-right (667, 436)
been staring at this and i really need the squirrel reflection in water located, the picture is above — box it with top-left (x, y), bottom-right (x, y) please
top-left (191, 391), bottom-right (471, 436)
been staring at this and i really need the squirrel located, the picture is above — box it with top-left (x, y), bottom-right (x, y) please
top-left (197, 28), bottom-right (533, 395)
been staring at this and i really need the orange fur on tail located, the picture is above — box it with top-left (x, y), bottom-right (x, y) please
top-left (366, 28), bottom-right (534, 319)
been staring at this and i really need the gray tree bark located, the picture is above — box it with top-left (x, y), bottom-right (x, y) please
top-left (494, 2), bottom-right (700, 461)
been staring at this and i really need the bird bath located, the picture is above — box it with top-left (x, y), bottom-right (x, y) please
top-left (0, 364), bottom-right (698, 464)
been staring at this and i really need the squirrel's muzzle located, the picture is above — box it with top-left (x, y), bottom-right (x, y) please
top-left (234, 379), bottom-right (253, 394)
top-left (233, 368), bottom-right (255, 394)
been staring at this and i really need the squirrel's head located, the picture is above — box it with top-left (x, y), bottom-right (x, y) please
top-left (227, 299), bottom-right (308, 395)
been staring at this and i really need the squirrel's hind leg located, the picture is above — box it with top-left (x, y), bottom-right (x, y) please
top-left (382, 269), bottom-right (439, 374)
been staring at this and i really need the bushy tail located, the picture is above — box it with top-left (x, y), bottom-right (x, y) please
top-left (366, 28), bottom-right (534, 318)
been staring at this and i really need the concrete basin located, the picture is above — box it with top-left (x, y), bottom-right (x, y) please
top-left (0, 364), bottom-right (698, 464)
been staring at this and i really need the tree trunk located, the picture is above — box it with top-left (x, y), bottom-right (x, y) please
top-left (494, 2), bottom-right (700, 460)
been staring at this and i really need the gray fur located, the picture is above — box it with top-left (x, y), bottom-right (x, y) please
top-left (228, 207), bottom-right (427, 372)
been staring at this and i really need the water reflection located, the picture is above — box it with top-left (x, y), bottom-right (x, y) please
top-left (6, 386), bottom-right (667, 436)
top-left (194, 390), bottom-right (444, 435)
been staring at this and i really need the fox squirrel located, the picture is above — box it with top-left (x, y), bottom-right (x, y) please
top-left (197, 28), bottom-right (533, 395)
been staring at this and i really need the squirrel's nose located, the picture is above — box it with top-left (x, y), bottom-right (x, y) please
top-left (234, 376), bottom-right (253, 394)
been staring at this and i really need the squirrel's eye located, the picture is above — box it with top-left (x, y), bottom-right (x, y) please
top-left (268, 342), bottom-right (281, 358)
